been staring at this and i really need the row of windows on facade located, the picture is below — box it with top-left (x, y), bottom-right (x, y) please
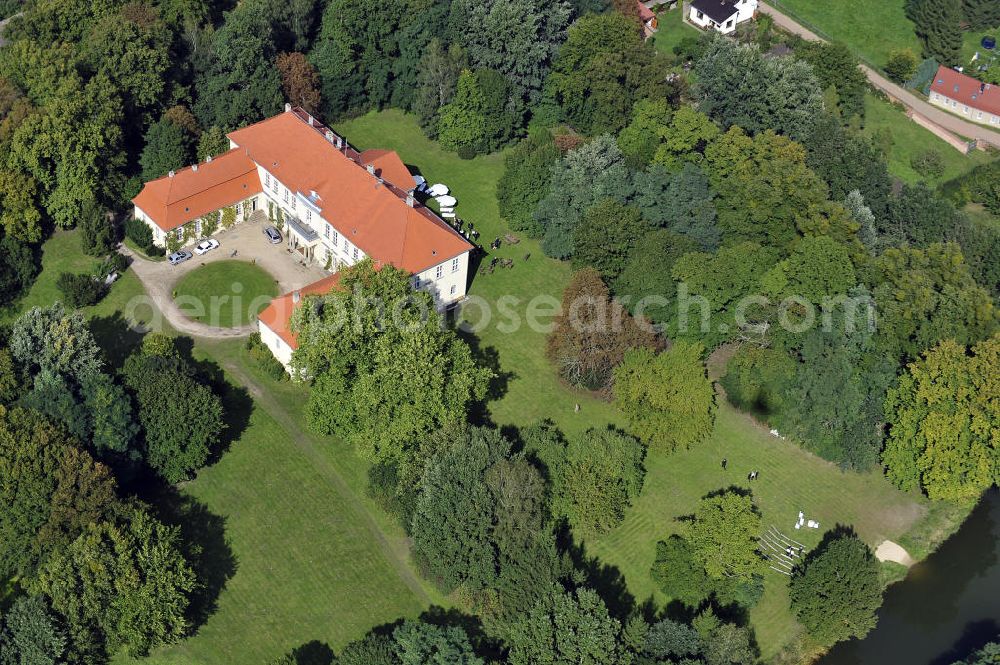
top-left (931, 93), bottom-right (1000, 124)
top-left (262, 170), bottom-right (462, 282)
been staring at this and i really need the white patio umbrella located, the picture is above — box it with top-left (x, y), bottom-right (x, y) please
top-left (428, 183), bottom-right (449, 196)
top-left (435, 194), bottom-right (457, 207)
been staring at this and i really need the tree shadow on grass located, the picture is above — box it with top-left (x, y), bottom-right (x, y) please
top-left (172, 336), bottom-right (254, 464)
top-left (149, 486), bottom-right (238, 634)
top-left (282, 640), bottom-right (335, 665)
top-left (456, 327), bottom-right (515, 427)
top-left (88, 311), bottom-right (146, 370)
top-left (557, 521), bottom-right (637, 622)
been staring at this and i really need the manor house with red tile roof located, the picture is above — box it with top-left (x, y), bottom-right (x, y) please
top-left (132, 105), bottom-right (473, 367)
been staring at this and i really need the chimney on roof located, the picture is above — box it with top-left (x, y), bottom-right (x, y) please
top-left (335, 136), bottom-right (343, 149)
top-left (292, 291), bottom-right (300, 303)
top-left (366, 164), bottom-right (376, 175)
top-left (192, 163), bottom-right (198, 172)
top-left (206, 155), bottom-right (212, 163)
top-left (406, 193), bottom-right (415, 207)
top-left (284, 103), bottom-right (292, 113)
top-left (325, 130), bottom-right (335, 143)
top-left (168, 170), bottom-right (175, 178)
top-left (307, 115), bottom-right (314, 126)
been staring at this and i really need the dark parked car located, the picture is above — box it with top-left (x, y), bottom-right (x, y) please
top-left (168, 250), bottom-right (193, 266)
top-left (264, 226), bottom-right (282, 244)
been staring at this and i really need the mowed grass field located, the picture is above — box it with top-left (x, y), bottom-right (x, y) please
top-left (586, 402), bottom-right (929, 659)
top-left (861, 93), bottom-right (996, 186)
top-left (1, 230), bottom-right (150, 326)
top-left (768, 0), bottom-right (921, 68)
top-left (117, 340), bottom-right (438, 664)
top-left (174, 260), bottom-right (279, 327)
top-left (652, 5), bottom-right (702, 58)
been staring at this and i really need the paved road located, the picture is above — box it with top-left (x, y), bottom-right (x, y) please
top-left (758, 2), bottom-right (1000, 148)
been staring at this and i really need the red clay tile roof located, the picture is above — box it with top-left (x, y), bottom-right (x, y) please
top-left (359, 149), bottom-right (415, 190)
top-left (132, 149), bottom-right (262, 232)
top-left (638, 2), bottom-right (656, 22)
top-left (257, 273), bottom-right (343, 350)
top-left (227, 109), bottom-right (472, 275)
top-left (931, 65), bottom-right (1000, 117)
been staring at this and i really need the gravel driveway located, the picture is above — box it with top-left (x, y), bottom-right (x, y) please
top-left (121, 219), bottom-right (329, 339)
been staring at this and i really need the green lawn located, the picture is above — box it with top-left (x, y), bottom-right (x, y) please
top-left (768, 0), bottom-right (921, 69)
top-left (960, 26), bottom-right (1000, 75)
top-left (1, 230), bottom-right (148, 323)
top-left (117, 339), bottom-right (439, 664)
top-left (174, 261), bottom-right (279, 328)
top-left (861, 93), bottom-right (996, 186)
top-left (586, 402), bottom-right (930, 660)
top-left (652, 4), bottom-right (701, 58)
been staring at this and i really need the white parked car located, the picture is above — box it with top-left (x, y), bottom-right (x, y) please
top-left (194, 238), bottom-right (220, 255)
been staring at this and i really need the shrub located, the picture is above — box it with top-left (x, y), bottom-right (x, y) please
top-left (221, 206), bottom-right (237, 229)
top-left (244, 333), bottom-right (288, 381)
top-left (885, 48), bottom-right (918, 83)
top-left (98, 253), bottom-right (129, 277)
top-left (910, 149), bottom-right (945, 178)
top-left (125, 217), bottom-right (156, 253)
top-left (56, 272), bottom-right (106, 308)
top-left (457, 144), bottom-right (479, 160)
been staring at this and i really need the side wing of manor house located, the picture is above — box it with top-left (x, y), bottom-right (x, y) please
top-left (132, 105), bottom-right (473, 368)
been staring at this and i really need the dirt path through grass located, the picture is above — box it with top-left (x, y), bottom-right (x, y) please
top-left (212, 356), bottom-right (433, 606)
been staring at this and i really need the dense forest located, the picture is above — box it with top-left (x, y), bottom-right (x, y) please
top-left (0, 0), bottom-right (998, 664)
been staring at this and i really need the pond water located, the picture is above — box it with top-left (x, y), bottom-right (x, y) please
top-left (817, 490), bottom-right (1000, 665)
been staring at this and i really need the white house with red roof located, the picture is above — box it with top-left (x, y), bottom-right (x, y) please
top-left (929, 66), bottom-right (1000, 127)
top-left (132, 105), bottom-right (473, 369)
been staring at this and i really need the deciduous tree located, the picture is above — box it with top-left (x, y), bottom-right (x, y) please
top-left (497, 132), bottom-right (560, 236)
top-left (551, 427), bottom-right (646, 537)
top-left (548, 268), bottom-right (661, 390)
top-left (572, 199), bottom-right (648, 279)
top-left (36, 506), bottom-right (195, 658)
top-left (789, 530), bottom-right (882, 646)
top-left (687, 490), bottom-right (764, 583)
top-left (122, 335), bottom-right (225, 482)
top-left (0, 407), bottom-right (117, 579)
top-left (449, 0), bottom-right (571, 105)
top-left (508, 585), bottom-right (624, 665)
top-left (276, 52), bottom-right (321, 115)
top-left (613, 342), bottom-right (716, 452)
top-left (882, 334), bottom-right (1000, 503)
top-left (294, 261), bottom-right (491, 470)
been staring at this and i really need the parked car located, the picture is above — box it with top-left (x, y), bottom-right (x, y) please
top-left (168, 250), bottom-right (193, 265)
top-left (264, 226), bottom-right (282, 244)
top-left (194, 239), bottom-right (220, 255)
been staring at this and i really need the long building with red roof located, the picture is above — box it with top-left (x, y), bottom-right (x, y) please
top-left (929, 65), bottom-right (1000, 128)
top-left (132, 105), bottom-right (473, 368)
